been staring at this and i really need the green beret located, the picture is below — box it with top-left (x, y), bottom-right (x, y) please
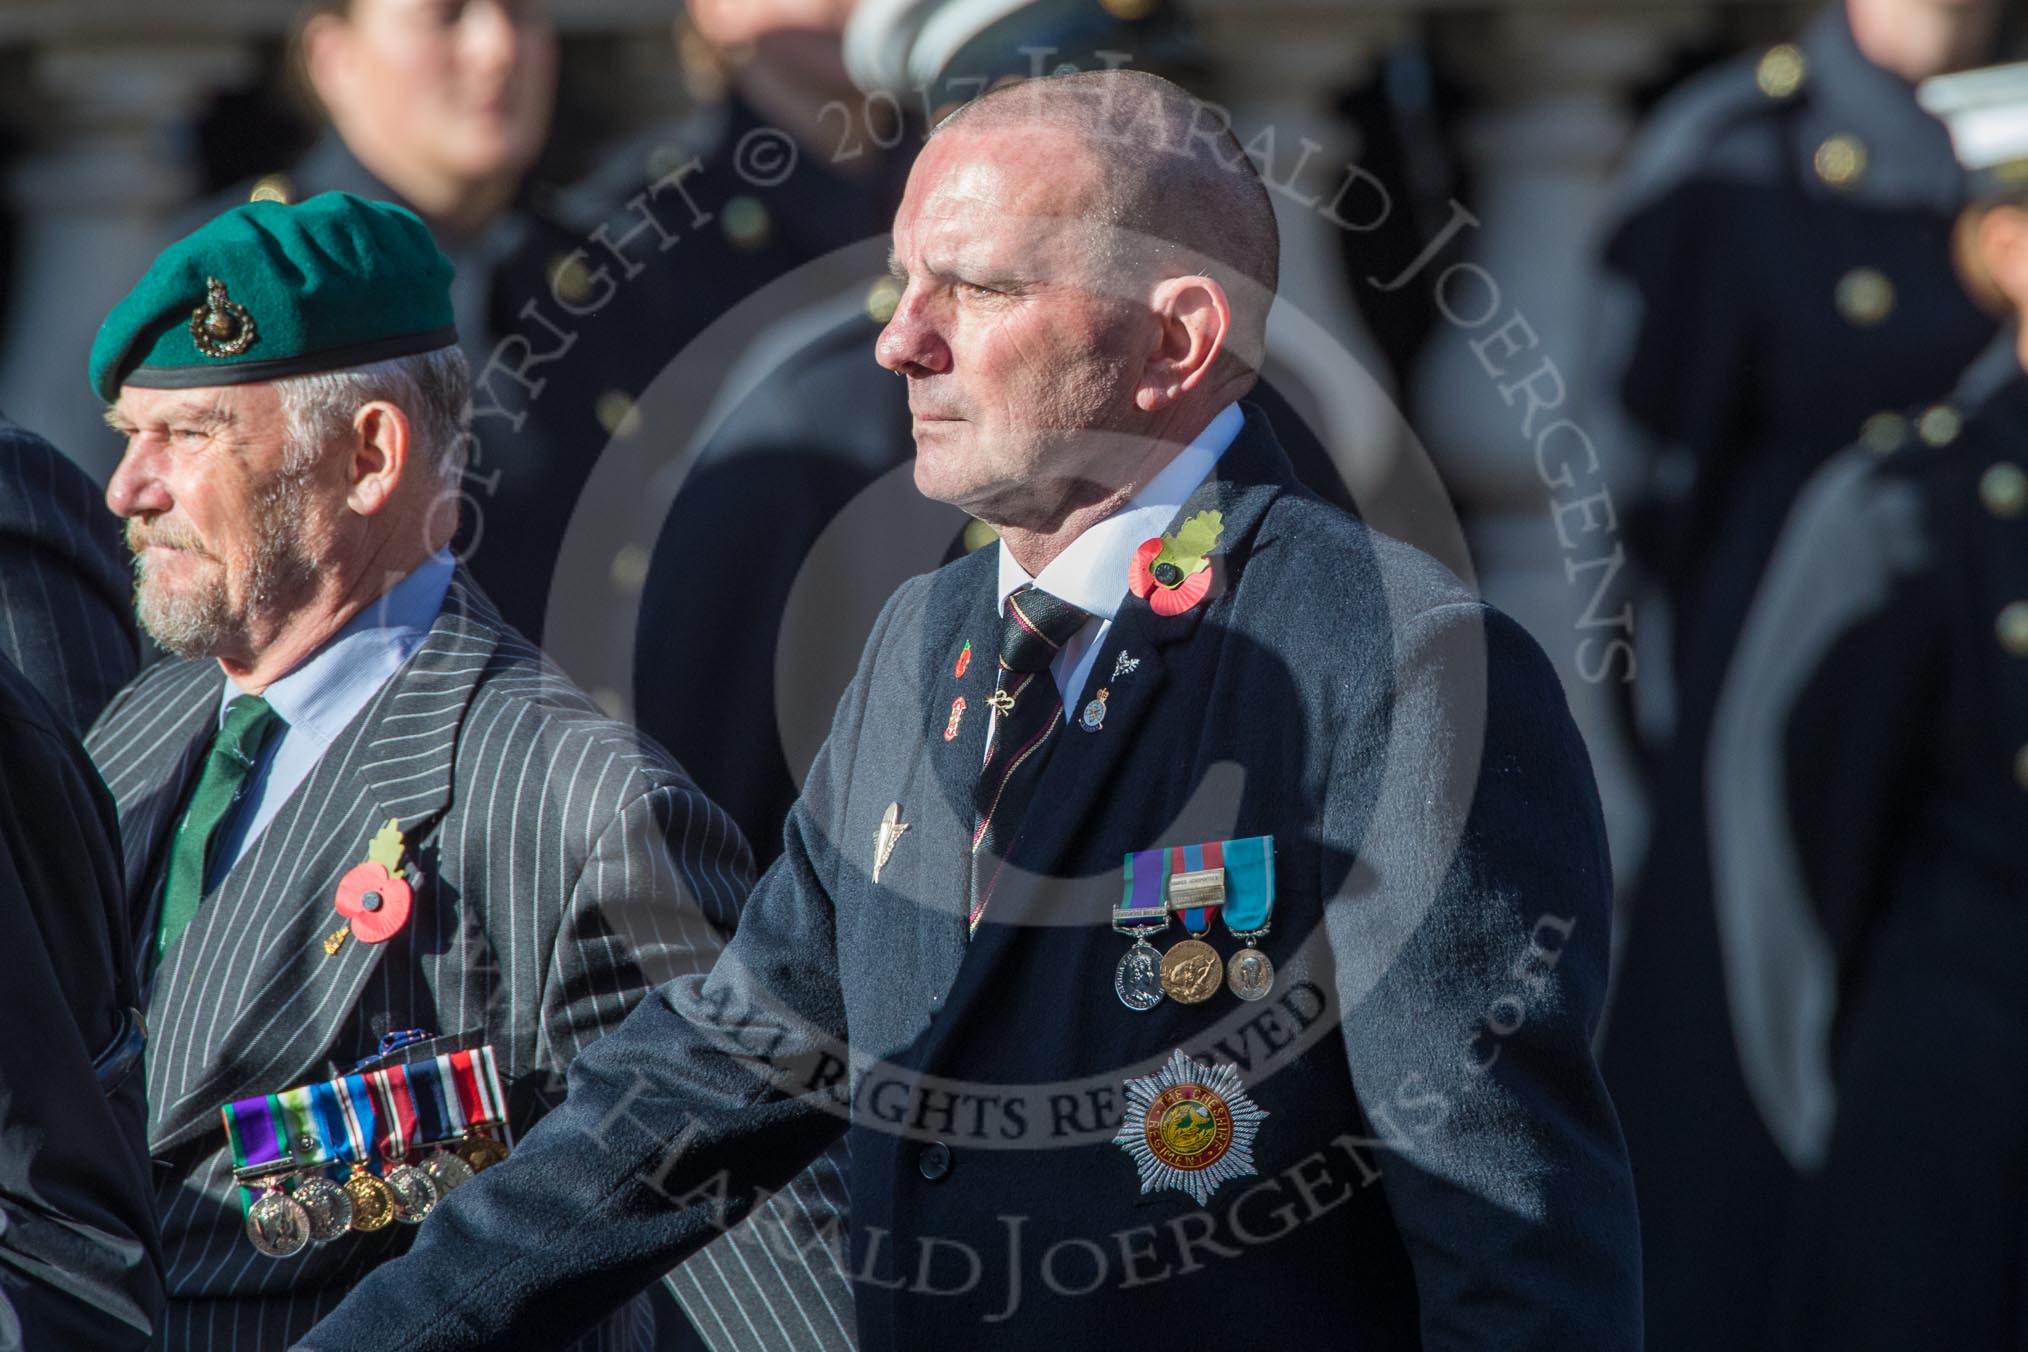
top-left (89, 191), bottom-right (457, 402)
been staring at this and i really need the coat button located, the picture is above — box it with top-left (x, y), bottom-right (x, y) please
top-left (1917, 405), bottom-right (1962, 447)
top-left (918, 1141), bottom-right (953, 1181)
top-left (1998, 602), bottom-right (2028, 657)
top-left (1982, 463), bottom-right (2028, 518)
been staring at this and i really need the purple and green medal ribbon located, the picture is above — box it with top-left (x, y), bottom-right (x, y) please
top-left (1116, 834), bottom-right (1275, 933)
top-left (1115, 848), bottom-right (1170, 931)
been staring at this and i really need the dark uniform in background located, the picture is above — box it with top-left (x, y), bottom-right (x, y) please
top-left (1710, 329), bottom-right (2028, 1350)
top-left (1588, 7), bottom-right (2000, 1345)
top-left (0, 416), bottom-right (139, 734)
top-left (0, 652), bottom-right (159, 1351)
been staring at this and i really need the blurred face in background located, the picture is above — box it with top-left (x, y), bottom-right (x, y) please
top-left (304, 0), bottom-right (557, 220)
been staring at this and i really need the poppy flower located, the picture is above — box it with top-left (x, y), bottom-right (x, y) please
top-left (1129, 537), bottom-right (1212, 616)
top-left (334, 861), bottom-right (412, 945)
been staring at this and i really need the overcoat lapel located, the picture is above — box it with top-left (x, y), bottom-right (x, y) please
top-left (922, 412), bottom-right (1298, 1051)
top-left (147, 573), bottom-right (503, 1150)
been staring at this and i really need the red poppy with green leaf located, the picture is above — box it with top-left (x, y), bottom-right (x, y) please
top-left (1129, 510), bottom-right (1222, 616)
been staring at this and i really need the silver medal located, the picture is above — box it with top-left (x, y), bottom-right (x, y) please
top-left (1227, 945), bottom-right (1275, 1002)
top-left (421, 1149), bottom-right (475, 1197)
top-left (292, 1174), bottom-right (355, 1243)
top-left (1114, 938), bottom-right (1165, 1011)
top-left (246, 1185), bottom-right (312, 1259)
top-left (384, 1162), bottom-right (440, 1225)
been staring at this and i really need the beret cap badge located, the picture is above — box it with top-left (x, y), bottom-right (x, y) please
top-left (189, 277), bottom-right (257, 359)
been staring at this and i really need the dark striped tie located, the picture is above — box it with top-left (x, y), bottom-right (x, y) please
top-left (968, 584), bottom-right (1091, 933)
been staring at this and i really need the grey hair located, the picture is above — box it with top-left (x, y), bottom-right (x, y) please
top-left (273, 345), bottom-right (472, 491)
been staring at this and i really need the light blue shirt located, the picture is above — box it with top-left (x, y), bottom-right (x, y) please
top-left (996, 402), bottom-right (1241, 720)
top-left (207, 550), bottom-right (454, 887)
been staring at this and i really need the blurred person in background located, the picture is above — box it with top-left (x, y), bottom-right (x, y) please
top-left (1587, 1), bottom-right (2007, 1345)
top-left (1, 414), bottom-right (139, 733)
top-left (1710, 60), bottom-right (2028, 1350)
top-left (0, 651), bottom-right (159, 1351)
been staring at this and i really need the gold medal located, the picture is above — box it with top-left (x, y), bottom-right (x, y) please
top-left (1226, 945), bottom-right (1275, 1001)
top-left (343, 1165), bottom-right (396, 1233)
top-left (1159, 938), bottom-right (1221, 1004)
top-left (456, 1132), bottom-right (510, 1173)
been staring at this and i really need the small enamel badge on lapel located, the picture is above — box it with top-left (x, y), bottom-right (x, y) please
top-left (323, 819), bottom-right (414, 955)
top-left (954, 641), bottom-right (973, 679)
top-left (1079, 687), bottom-right (1109, 733)
top-left (1111, 650), bottom-right (1140, 681)
top-left (944, 695), bottom-right (967, 742)
top-left (1129, 510), bottom-right (1222, 617)
top-left (873, 802), bottom-right (909, 884)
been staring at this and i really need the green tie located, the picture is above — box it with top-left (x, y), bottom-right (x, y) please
top-left (154, 694), bottom-right (284, 972)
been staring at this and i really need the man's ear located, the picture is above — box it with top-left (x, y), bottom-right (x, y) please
top-left (299, 11), bottom-right (352, 114)
top-left (347, 401), bottom-right (412, 517)
top-left (1135, 275), bottom-right (1233, 413)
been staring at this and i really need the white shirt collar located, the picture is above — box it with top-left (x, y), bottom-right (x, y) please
top-left (996, 402), bottom-right (1243, 619)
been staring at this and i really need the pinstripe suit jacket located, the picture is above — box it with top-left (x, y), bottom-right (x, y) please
top-left (0, 415), bottom-right (139, 735)
top-left (86, 570), bottom-right (856, 1352)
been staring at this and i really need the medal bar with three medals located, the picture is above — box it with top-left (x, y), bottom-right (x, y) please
top-left (1113, 847), bottom-right (1171, 1011)
top-left (222, 1094), bottom-right (313, 1259)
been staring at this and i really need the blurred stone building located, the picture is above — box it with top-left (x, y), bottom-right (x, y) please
top-left (0, 0), bottom-right (1817, 879)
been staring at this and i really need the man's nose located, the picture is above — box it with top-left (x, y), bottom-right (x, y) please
top-left (875, 288), bottom-right (952, 377)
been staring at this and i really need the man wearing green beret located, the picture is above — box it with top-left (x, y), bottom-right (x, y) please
top-left (83, 190), bottom-right (854, 1352)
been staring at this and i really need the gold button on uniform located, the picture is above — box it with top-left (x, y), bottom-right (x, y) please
top-left (1757, 45), bottom-right (1806, 99)
top-left (610, 543), bottom-right (651, 593)
top-left (1982, 463), bottom-right (2028, 517)
top-left (595, 389), bottom-right (641, 439)
top-left (248, 173), bottom-right (294, 205)
top-left (720, 196), bottom-right (772, 252)
top-left (1917, 405), bottom-right (1961, 447)
top-left (1835, 267), bottom-right (1895, 326)
top-left (1815, 134), bottom-right (1868, 190)
top-left (1860, 411), bottom-right (1908, 455)
top-left (1998, 602), bottom-right (2028, 657)
top-left (865, 277), bottom-right (902, 324)
top-left (550, 254), bottom-right (592, 304)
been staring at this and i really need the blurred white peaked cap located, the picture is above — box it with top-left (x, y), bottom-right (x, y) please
top-left (1919, 60), bottom-right (2028, 187)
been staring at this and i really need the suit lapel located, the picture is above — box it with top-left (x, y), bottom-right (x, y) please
top-left (148, 573), bottom-right (504, 1150)
top-left (101, 663), bottom-right (225, 909)
top-left (924, 411), bottom-right (1297, 1047)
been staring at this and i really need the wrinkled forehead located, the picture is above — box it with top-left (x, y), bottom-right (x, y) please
top-left (112, 381), bottom-right (278, 427)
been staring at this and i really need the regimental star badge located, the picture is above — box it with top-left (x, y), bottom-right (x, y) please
top-left (1113, 1048), bottom-right (1267, 1206)
top-left (873, 802), bottom-right (909, 884)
